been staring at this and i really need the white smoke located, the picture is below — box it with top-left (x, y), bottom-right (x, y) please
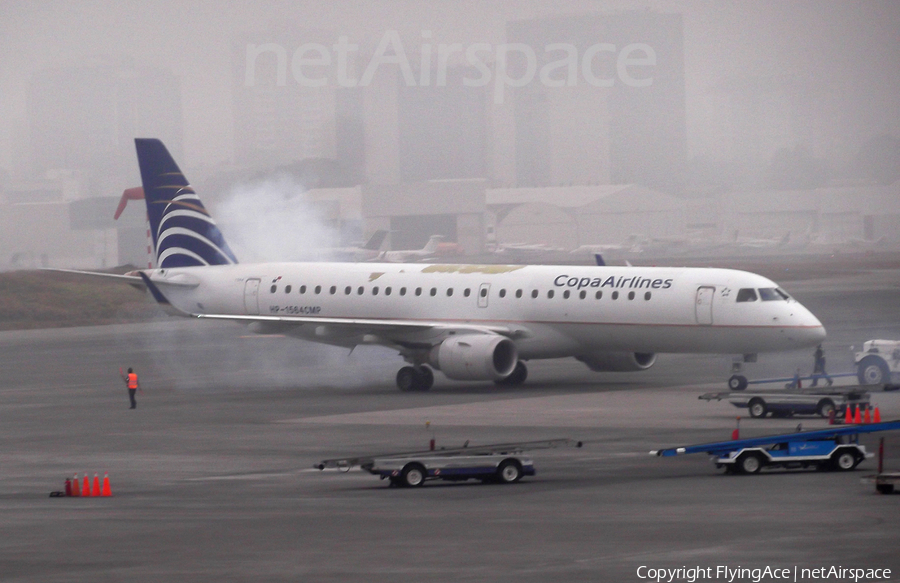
top-left (213, 174), bottom-right (339, 263)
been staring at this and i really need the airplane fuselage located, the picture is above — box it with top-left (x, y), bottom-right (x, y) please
top-left (146, 262), bottom-right (826, 359)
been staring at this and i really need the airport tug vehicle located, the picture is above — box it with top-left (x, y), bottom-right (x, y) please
top-left (854, 340), bottom-right (900, 385)
top-left (652, 421), bottom-right (900, 475)
top-left (316, 439), bottom-right (581, 487)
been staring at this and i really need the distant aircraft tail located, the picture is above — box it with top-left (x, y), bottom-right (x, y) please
top-left (363, 229), bottom-right (389, 251)
top-left (422, 235), bottom-right (443, 254)
top-left (134, 138), bottom-right (238, 268)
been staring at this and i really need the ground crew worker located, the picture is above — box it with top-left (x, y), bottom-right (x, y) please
top-left (810, 344), bottom-right (833, 387)
top-left (124, 368), bottom-right (139, 409)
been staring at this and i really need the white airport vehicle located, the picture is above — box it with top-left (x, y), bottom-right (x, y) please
top-left (60, 139), bottom-right (827, 391)
top-left (854, 340), bottom-right (900, 385)
top-left (699, 386), bottom-right (870, 418)
top-left (316, 439), bottom-right (580, 487)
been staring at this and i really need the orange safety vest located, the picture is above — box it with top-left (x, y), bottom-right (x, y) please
top-left (127, 373), bottom-right (138, 389)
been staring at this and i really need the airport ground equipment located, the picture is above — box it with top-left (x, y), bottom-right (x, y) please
top-left (854, 340), bottom-right (900, 385)
top-left (726, 372), bottom-right (856, 391)
top-left (652, 421), bottom-right (900, 474)
top-left (699, 386), bottom-right (871, 418)
top-left (862, 438), bottom-right (900, 494)
top-left (316, 439), bottom-right (581, 487)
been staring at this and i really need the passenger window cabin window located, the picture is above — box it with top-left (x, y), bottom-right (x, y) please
top-left (430, 287), bottom-right (437, 296)
top-left (357, 286), bottom-right (364, 295)
top-left (372, 286), bottom-right (379, 295)
top-left (644, 292), bottom-right (651, 300)
top-left (612, 291), bottom-right (619, 300)
top-left (385, 287), bottom-right (392, 296)
top-left (579, 290), bottom-right (586, 299)
top-left (415, 287), bottom-right (422, 296)
top-left (315, 285), bottom-right (321, 294)
top-left (595, 291), bottom-right (602, 299)
top-left (270, 285), bottom-right (277, 293)
top-left (499, 289), bottom-right (506, 298)
top-left (284, 285), bottom-right (291, 294)
top-left (446, 288), bottom-right (453, 297)
top-left (563, 290), bottom-right (570, 299)
top-left (300, 285), bottom-right (307, 294)
top-left (400, 287), bottom-right (407, 296)
top-left (628, 291), bottom-right (635, 300)
top-left (532, 290), bottom-right (539, 299)
top-left (464, 288), bottom-right (471, 297)
top-left (736, 288), bottom-right (758, 302)
top-left (516, 289), bottom-right (523, 298)
top-left (345, 286), bottom-right (351, 295)
top-left (329, 286), bottom-right (336, 295)
top-left (480, 288), bottom-right (487, 298)
top-left (547, 290), bottom-right (554, 299)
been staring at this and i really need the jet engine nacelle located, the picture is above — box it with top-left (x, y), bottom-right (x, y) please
top-left (576, 352), bottom-right (657, 372)
top-left (430, 334), bottom-right (518, 381)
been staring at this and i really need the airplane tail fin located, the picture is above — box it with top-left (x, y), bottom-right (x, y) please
top-left (363, 229), bottom-right (389, 251)
top-left (422, 235), bottom-right (443, 254)
top-left (134, 138), bottom-right (238, 268)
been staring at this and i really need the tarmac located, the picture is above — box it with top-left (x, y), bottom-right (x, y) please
top-left (1, 262), bottom-right (900, 582)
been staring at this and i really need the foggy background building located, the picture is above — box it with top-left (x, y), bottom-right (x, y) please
top-left (1, 1), bottom-right (899, 268)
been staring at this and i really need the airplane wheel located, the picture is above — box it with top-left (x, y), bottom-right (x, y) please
top-left (495, 361), bottom-right (527, 386)
top-left (396, 367), bottom-right (418, 392)
top-left (415, 366), bottom-right (434, 391)
top-left (728, 375), bottom-right (748, 391)
top-left (748, 398), bottom-right (767, 418)
top-left (857, 356), bottom-right (889, 385)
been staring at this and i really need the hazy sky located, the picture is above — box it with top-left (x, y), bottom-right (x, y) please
top-left (2, 0), bottom-right (899, 172)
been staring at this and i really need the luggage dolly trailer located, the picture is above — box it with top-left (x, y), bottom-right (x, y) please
top-left (316, 439), bottom-right (582, 487)
top-left (863, 438), bottom-right (900, 494)
top-left (699, 386), bottom-right (870, 419)
top-left (651, 421), bottom-right (900, 475)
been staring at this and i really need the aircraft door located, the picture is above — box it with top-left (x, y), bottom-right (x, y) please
top-left (695, 286), bottom-right (714, 325)
top-left (478, 283), bottom-right (490, 308)
top-left (244, 278), bottom-right (261, 315)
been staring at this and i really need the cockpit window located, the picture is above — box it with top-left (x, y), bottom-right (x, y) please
top-left (758, 287), bottom-right (789, 301)
top-left (736, 288), bottom-right (758, 302)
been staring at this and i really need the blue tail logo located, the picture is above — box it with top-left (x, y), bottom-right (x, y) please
top-left (134, 138), bottom-right (238, 268)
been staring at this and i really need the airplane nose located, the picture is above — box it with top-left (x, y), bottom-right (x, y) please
top-left (796, 306), bottom-right (826, 346)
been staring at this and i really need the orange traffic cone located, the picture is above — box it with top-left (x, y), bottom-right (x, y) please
top-left (92, 474), bottom-right (101, 497)
top-left (864, 406), bottom-right (872, 424)
top-left (853, 405), bottom-right (862, 424)
top-left (82, 474), bottom-right (91, 497)
top-left (101, 472), bottom-right (112, 497)
top-left (874, 406), bottom-right (882, 423)
top-left (72, 474), bottom-right (80, 497)
top-left (844, 405), bottom-right (853, 424)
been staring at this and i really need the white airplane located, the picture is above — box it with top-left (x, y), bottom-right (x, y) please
top-left (330, 230), bottom-right (389, 262)
top-left (378, 235), bottom-right (443, 263)
top-left (101, 139), bottom-right (826, 391)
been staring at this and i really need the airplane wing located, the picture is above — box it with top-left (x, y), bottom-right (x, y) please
top-left (193, 312), bottom-right (531, 339)
top-left (41, 268), bottom-right (146, 289)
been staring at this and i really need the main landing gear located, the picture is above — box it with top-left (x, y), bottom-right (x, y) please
top-left (396, 365), bottom-right (434, 392)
